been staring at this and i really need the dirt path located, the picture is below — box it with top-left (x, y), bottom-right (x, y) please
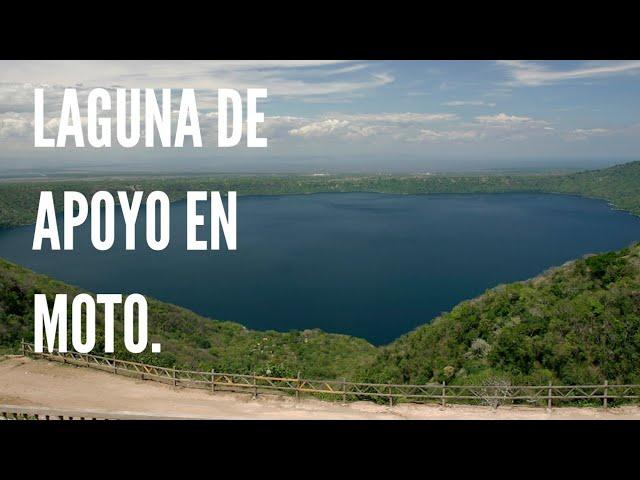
top-left (1, 356), bottom-right (639, 420)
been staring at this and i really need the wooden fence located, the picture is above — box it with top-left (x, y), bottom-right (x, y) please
top-left (20, 341), bottom-right (640, 409)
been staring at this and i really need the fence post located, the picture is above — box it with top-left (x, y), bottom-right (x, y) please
top-left (295, 371), bottom-right (301, 402)
top-left (547, 381), bottom-right (552, 411)
top-left (603, 380), bottom-right (608, 409)
top-left (342, 378), bottom-right (347, 403)
top-left (113, 354), bottom-right (117, 375)
top-left (388, 385), bottom-right (393, 407)
top-left (173, 366), bottom-right (177, 387)
top-left (441, 381), bottom-right (446, 407)
top-left (211, 369), bottom-right (215, 393)
top-left (21, 338), bottom-right (25, 356)
top-left (256, 372), bottom-right (261, 398)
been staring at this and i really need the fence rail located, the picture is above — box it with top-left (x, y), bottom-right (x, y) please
top-left (20, 342), bottom-right (640, 409)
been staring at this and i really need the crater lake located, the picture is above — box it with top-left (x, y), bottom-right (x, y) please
top-left (2, 192), bottom-right (640, 345)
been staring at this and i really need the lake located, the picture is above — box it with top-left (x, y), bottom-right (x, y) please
top-left (1, 193), bottom-right (640, 345)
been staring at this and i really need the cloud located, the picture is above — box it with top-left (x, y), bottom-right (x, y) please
top-left (467, 112), bottom-right (554, 142)
top-left (279, 110), bottom-right (554, 144)
top-left (0, 61), bottom-right (393, 105)
top-left (572, 128), bottom-right (609, 134)
top-left (289, 119), bottom-right (349, 138)
top-left (0, 83), bottom-right (38, 113)
top-left (498, 60), bottom-right (640, 86)
top-left (442, 100), bottom-right (495, 107)
top-left (286, 112), bottom-right (457, 140)
top-left (411, 129), bottom-right (481, 142)
top-left (332, 112), bottom-right (457, 123)
top-left (475, 113), bottom-right (533, 124)
top-left (563, 128), bottom-right (610, 141)
top-left (402, 118), bottom-right (550, 144)
top-left (257, 115), bottom-right (306, 138)
top-left (0, 62), bottom-right (397, 146)
top-left (0, 113), bottom-right (32, 138)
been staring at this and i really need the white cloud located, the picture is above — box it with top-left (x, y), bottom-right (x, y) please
top-left (572, 128), bottom-right (609, 134)
top-left (0, 61), bottom-right (397, 147)
top-left (563, 128), bottom-right (610, 141)
top-left (0, 113), bottom-right (31, 138)
top-left (411, 129), bottom-right (481, 142)
top-left (442, 100), bottom-right (495, 107)
top-left (0, 83), bottom-right (38, 113)
top-left (475, 112), bottom-right (533, 124)
top-left (289, 119), bottom-right (349, 138)
top-left (280, 109), bottom-right (554, 144)
top-left (334, 112), bottom-right (456, 123)
top-left (498, 60), bottom-right (640, 86)
top-left (286, 112), bottom-right (458, 140)
top-left (467, 112), bottom-right (554, 142)
top-left (0, 61), bottom-right (393, 104)
top-left (343, 125), bottom-right (394, 139)
top-left (258, 115), bottom-right (307, 138)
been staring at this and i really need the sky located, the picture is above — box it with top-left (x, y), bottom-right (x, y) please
top-left (1, 60), bottom-right (640, 174)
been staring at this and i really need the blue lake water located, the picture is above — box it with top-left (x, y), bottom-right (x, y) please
top-left (1, 193), bottom-right (640, 345)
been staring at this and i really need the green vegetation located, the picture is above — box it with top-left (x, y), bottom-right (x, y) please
top-left (2, 160), bottom-right (640, 391)
top-left (1, 160), bottom-right (640, 227)
top-left (0, 258), bottom-right (376, 379)
top-left (3, 242), bottom-right (640, 389)
top-left (361, 243), bottom-right (640, 387)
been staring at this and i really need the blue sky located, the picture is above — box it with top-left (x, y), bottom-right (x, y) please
top-left (1, 60), bottom-right (639, 173)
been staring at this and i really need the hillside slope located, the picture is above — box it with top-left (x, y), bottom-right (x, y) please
top-left (533, 160), bottom-right (640, 215)
top-left (361, 243), bottom-right (640, 386)
top-left (4, 243), bottom-right (640, 387)
top-left (0, 259), bottom-right (376, 379)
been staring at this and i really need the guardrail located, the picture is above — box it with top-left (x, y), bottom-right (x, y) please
top-left (20, 341), bottom-right (640, 409)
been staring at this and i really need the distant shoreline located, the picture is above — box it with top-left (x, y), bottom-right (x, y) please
top-left (1, 160), bottom-right (639, 228)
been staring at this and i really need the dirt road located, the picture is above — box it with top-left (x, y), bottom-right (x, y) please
top-left (1, 356), bottom-right (639, 420)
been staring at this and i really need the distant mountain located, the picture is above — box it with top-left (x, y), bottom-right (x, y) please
top-left (361, 243), bottom-right (640, 386)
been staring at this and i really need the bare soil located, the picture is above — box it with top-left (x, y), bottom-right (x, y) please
top-left (1, 356), bottom-right (639, 420)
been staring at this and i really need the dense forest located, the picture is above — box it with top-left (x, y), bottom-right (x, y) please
top-left (361, 243), bottom-right (640, 386)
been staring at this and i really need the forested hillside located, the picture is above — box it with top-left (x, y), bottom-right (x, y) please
top-left (361, 243), bottom-right (640, 386)
top-left (0, 259), bottom-right (376, 379)
top-left (3, 243), bottom-right (640, 387)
